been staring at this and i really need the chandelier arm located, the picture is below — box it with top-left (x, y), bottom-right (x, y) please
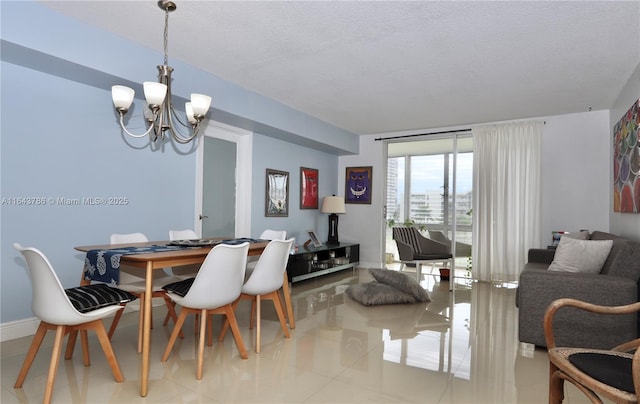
top-left (118, 112), bottom-right (156, 139)
top-left (161, 85), bottom-right (200, 144)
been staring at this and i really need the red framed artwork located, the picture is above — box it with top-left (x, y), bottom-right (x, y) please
top-left (300, 167), bottom-right (319, 209)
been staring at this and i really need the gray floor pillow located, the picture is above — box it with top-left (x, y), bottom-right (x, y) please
top-left (345, 281), bottom-right (418, 306)
top-left (368, 268), bottom-right (431, 302)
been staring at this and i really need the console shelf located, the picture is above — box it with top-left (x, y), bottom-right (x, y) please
top-left (287, 242), bottom-right (359, 283)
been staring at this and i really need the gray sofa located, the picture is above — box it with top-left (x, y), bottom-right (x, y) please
top-left (517, 231), bottom-right (640, 349)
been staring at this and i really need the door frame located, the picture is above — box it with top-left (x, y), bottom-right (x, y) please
top-left (195, 121), bottom-right (253, 237)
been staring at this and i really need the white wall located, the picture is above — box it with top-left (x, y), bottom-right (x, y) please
top-left (610, 63), bottom-right (640, 240)
top-left (339, 135), bottom-right (386, 268)
top-left (341, 110), bottom-right (613, 268)
top-left (539, 110), bottom-right (611, 243)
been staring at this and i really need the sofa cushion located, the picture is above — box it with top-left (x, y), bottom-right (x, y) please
top-left (603, 240), bottom-right (640, 282)
top-left (548, 237), bottom-right (613, 274)
top-left (589, 231), bottom-right (620, 240)
top-left (564, 230), bottom-right (590, 240)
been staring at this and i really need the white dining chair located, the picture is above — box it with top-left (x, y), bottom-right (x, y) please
top-left (13, 243), bottom-right (134, 404)
top-left (108, 232), bottom-right (181, 353)
top-left (245, 229), bottom-right (287, 278)
top-left (168, 229), bottom-right (200, 279)
top-left (161, 242), bottom-right (250, 379)
top-left (220, 238), bottom-right (294, 353)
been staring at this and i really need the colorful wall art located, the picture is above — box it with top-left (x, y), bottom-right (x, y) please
top-left (345, 166), bottom-right (372, 204)
top-left (613, 99), bottom-right (640, 213)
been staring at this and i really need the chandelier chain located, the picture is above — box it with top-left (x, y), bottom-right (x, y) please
top-left (163, 8), bottom-right (170, 66)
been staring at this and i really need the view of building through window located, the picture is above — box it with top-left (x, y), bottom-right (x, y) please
top-left (386, 137), bottom-right (473, 268)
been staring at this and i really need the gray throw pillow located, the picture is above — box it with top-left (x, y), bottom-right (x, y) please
top-left (368, 268), bottom-right (431, 302)
top-left (548, 237), bottom-right (613, 274)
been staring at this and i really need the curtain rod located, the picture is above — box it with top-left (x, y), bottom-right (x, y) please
top-left (374, 128), bottom-right (471, 141)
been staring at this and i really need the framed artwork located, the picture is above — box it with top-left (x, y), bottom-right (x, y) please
top-left (300, 167), bottom-right (319, 209)
top-left (265, 169), bottom-right (289, 217)
top-left (345, 166), bottom-right (372, 204)
top-left (307, 230), bottom-right (322, 247)
top-left (613, 98), bottom-right (640, 213)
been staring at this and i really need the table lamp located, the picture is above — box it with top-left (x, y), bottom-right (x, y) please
top-left (321, 195), bottom-right (346, 245)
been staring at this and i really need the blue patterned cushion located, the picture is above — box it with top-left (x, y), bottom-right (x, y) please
top-left (162, 278), bottom-right (195, 297)
top-left (65, 284), bottom-right (136, 313)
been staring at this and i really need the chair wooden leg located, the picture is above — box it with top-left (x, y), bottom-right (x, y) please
top-left (89, 319), bottom-right (124, 382)
top-left (43, 325), bottom-right (66, 404)
top-left (250, 299), bottom-right (256, 330)
top-left (65, 329), bottom-right (78, 360)
top-left (163, 295), bottom-right (173, 326)
top-left (223, 305), bottom-right (248, 359)
top-left (207, 314), bottom-right (214, 346)
top-left (107, 304), bottom-right (125, 339)
top-left (272, 292), bottom-right (290, 339)
top-left (549, 364), bottom-right (564, 404)
top-left (162, 309), bottom-right (188, 362)
top-left (14, 322), bottom-right (48, 388)
top-left (218, 299), bottom-right (240, 342)
top-left (196, 309), bottom-right (207, 380)
top-left (80, 330), bottom-right (90, 366)
top-left (255, 296), bottom-right (261, 354)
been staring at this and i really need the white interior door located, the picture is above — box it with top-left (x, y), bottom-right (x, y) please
top-left (196, 122), bottom-right (252, 238)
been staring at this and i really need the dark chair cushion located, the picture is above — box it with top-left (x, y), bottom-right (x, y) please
top-left (162, 277), bottom-right (195, 297)
top-left (65, 284), bottom-right (136, 313)
top-left (569, 352), bottom-right (634, 393)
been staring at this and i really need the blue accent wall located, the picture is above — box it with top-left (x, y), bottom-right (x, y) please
top-left (0, 1), bottom-right (357, 324)
top-left (250, 134), bottom-right (340, 245)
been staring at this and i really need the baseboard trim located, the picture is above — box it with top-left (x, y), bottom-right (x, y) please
top-left (0, 302), bottom-right (145, 342)
top-left (0, 317), bottom-right (40, 342)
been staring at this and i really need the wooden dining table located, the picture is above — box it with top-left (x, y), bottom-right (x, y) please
top-left (75, 239), bottom-right (295, 397)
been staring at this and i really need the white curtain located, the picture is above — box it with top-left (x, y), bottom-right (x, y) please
top-left (472, 121), bottom-right (543, 282)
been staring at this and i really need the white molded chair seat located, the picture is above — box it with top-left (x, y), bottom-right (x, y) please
top-left (161, 242), bottom-right (250, 379)
top-left (108, 233), bottom-right (182, 352)
top-left (13, 243), bottom-right (130, 404)
top-left (221, 238), bottom-right (294, 353)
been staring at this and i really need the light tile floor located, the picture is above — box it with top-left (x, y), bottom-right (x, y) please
top-left (1, 266), bottom-right (595, 403)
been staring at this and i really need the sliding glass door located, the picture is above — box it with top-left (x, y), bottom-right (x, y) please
top-left (385, 135), bottom-right (473, 271)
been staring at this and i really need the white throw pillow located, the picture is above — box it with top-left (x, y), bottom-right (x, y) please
top-left (548, 237), bottom-right (613, 274)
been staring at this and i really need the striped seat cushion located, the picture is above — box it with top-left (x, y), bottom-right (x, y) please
top-left (162, 277), bottom-right (195, 297)
top-left (65, 284), bottom-right (137, 313)
top-left (393, 227), bottom-right (423, 254)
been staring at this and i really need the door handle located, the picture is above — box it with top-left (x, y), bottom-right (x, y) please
top-left (199, 214), bottom-right (208, 220)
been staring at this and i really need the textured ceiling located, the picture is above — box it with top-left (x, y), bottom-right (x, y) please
top-left (42, 1), bottom-right (640, 135)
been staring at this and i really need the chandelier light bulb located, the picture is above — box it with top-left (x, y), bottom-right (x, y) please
top-left (143, 82), bottom-right (168, 107)
top-left (190, 94), bottom-right (212, 117)
top-left (112, 85), bottom-right (135, 111)
top-left (185, 102), bottom-right (197, 124)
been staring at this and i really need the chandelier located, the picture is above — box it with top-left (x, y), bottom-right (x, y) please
top-left (111, 0), bottom-right (211, 144)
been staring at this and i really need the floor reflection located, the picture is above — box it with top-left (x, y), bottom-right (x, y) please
top-left (1, 267), bottom-right (553, 403)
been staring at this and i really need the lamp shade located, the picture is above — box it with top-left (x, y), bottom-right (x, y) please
top-left (142, 82), bottom-right (168, 106)
top-left (112, 85), bottom-right (135, 110)
top-left (321, 196), bottom-right (346, 214)
top-left (190, 93), bottom-right (212, 116)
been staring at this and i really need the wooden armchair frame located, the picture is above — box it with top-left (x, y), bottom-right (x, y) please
top-left (544, 298), bottom-right (640, 404)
